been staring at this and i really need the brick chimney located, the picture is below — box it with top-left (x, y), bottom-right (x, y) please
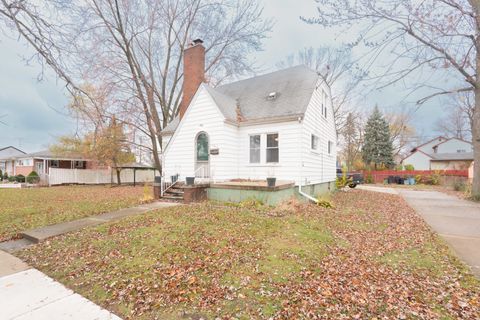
top-left (179, 39), bottom-right (205, 119)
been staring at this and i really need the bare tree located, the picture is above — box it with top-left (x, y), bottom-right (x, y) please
top-left (305, 0), bottom-right (480, 198)
top-left (434, 92), bottom-right (474, 141)
top-left (65, 0), bottom-right (272, 171)
top-left (1, 0), bottom-right (272, 173)
top-left (277, 46), bottom-right (366, 133)
top-left (339, 111), bottom-right (364, 170)
top-left (386, 110), bottom-right (416, 159)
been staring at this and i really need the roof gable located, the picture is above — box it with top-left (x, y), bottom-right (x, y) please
top-left (0, 146), bottom-right (26, 159)
top-left (162, 65), bottom-right (320, 135)
top-left (411, 136), bottom-right (446, 152)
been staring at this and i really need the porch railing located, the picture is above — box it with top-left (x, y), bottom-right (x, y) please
top-left (160, 175), bottom-right (177, 197)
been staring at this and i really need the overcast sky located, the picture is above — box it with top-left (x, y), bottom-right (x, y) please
top-left (0, 0), bottom-right (445, 152)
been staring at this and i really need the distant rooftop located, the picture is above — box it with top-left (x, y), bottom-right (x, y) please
top-left (430, 152), bottom-right (474, 161)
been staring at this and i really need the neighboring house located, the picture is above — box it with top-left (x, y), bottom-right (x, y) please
top-left (8, 150), bottom-right (93, 178)
top-left (402, 137), bottom-right (473, 170)
top-left (161, 39), bottom-right (337, 196)
top-left (0, 146), bottom-right (26, 176)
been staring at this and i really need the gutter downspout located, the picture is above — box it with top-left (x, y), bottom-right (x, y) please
top-left (297, 115), bottom-right (318, 204)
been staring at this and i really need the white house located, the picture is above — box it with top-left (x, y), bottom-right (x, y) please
top-left (0, 146), bottom-right (26, 176)
top-left (402, 136), bottom-right (473, 170)
top-left (161, 40), bottom-right (337, 199)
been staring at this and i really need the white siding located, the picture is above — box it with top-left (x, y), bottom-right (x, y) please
top-left (435, 139), bottom-right (473, 153)
top-left (402, 151), bottom-right (432, 170)
top-left (417, 137), bottom-right (446, 153)
top-left (237, 121), bottom-right (302, 182)
top-left (163, 80), bottom-right (338, 186)
top-left (300, 79), bottom-right (337, 185)
top-left (162, 85), bottom-right (238, 180)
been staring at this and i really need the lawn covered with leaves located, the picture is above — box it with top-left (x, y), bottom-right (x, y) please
top-left (0, 185), bottom-right (151, 241)
top-left (18, 190), bottom-right (480, 319)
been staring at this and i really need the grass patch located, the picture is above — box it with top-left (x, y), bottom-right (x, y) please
top-left (0, 185), bottom-right (150, 241)
top-left (17, 191), bottom-right (480, 319)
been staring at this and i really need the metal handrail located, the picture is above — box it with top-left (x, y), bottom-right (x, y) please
top-left (160, 175), bottom-right (177, 197)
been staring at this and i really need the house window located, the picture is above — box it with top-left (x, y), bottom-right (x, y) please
top-left (74, 160), bottom-right (84, 168)
top-left (321, 90), bottom-right (327, 118)
top-left (311, 134), bottom-right (319, 151)
top-left (328, 140), bottom-right (333, 155)
top-left (50, 160), bottom-right (59, 168)
top-left (16, 159), bottom-right (32, 166)
top-left (196, 132), bottom-right (209, 162)
top-left (249, 135), bottom-right (261, 163)
top-left (266, 133), bottom-right (279, 163)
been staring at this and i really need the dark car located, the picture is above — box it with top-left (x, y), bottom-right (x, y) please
top-left (336, 168), bottom-right (364, 188)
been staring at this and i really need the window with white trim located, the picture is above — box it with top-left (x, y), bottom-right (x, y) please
top-left (311, 134), bottom-right (319, 151)
top-left (16, 159), bottom-right (32, 166)
top-left (328, 140), bottom-right (333, 155)
top-left (321, 90), bottom-right (327, 118)
top-left (249, 135), bottom-right (261, 163)
top-left (266, 133), bottom-right (279, 163)
top-left (74, 160), bottom-right (84, 168)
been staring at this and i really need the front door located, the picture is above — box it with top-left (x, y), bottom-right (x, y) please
top-left (195, 132), bottom-right (210, 178)
top-left (35, 161), bottom-right (44, 174)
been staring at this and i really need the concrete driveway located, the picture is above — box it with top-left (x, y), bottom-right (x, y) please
top-left (357, 185), bottom-right (480, 277)
top-left (398, 190), bottom-right (480, 277)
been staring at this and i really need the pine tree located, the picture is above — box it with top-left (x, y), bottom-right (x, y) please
top-left (362, 106), bottom-right (395, 169)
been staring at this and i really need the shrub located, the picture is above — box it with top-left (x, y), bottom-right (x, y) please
top-left (317, 198), bottom-right (334, 208)
top-left (415, 174), bottom-right (422, 184)
top-left (430, 172), bottom-right (441, 185)
top-left (453, 180), bottom-right (467, 192)
top-left (2, 172), bottom-right (7, 181)
top-left (8, 175), bottom-right (15, 182)
top-left (27, 171), bottom-right (40, 184)
top-left (404, 164), bottom-right (415, 171)
top-left (15, 174), bottom-right (26, 183)
top-left (395, 164), bottom-right (403, 171)
top-left (336, 167), bottom-right (348, 189)
top-left (365, 172), bottom-right (374, 184)
top-left (0, 169), bottom-right (2, 181)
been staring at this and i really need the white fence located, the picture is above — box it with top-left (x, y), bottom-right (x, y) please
top-left (48, 168), bottom-right (156, 185)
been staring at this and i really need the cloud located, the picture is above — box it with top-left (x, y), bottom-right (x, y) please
top-left (0, 36), bottom-right (73, 152)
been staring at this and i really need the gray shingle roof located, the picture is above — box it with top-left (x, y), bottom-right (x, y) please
top-left (162, 65), bottom-right (319, 134)
top-left (430, 152), bottom-right (474, 161)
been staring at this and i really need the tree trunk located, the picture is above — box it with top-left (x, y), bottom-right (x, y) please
top-left (472, 84), bottom-right (480, 198)
top-left (116, 169), bottom-right (121, 186)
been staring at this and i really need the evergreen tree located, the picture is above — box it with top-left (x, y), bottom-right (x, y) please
top-left (362, 106), bottom-right (395, 169)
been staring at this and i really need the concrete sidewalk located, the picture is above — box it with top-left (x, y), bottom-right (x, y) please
top-left (0, 201), bottom-right (180, 319)
top-left (0, 201), bottom-right (180, 253)
top-left (398, 189), bottom-right (480, 278)
top-left (0, 250), bottom-right (121, 320)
